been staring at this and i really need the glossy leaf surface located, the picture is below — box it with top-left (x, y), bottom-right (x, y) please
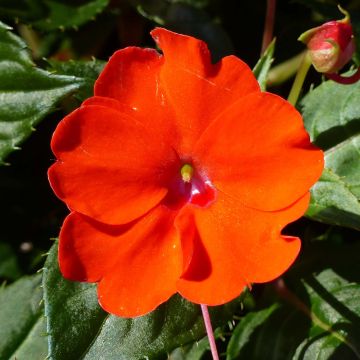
top-left (301, 78), bottom-right (360, 229)
top-left (0, 21), bottom-right (80, 164)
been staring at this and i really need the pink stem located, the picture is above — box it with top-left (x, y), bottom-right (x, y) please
top-left (261, 0), bottom-right (277, 55)
top-left (326, 68), bottom-right (360, 84)
top-left (200, 304), bottom-right (220, 360)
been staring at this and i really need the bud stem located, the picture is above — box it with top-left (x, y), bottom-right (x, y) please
top-left (326, 67), bottom-right (360, 84)
top-left (261, 0), bottom-right (277, 55)
top-left (267, 51), bottom-right (306, 87)
top-left (200, 304), bottom-right (219, 360)
top-left (287, 52), bottom-right (312, 106)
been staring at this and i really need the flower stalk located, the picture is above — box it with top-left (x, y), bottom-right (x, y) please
top-left (201, 304), bottom-right (220, 360)
top-left (287, 52), bottom-right (312, 106)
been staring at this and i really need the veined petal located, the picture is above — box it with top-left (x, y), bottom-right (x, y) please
top-left (176, 193), bottom-right (309, 305)
top-left (49, 104), bottom-right (178, 225)
top-left (59, 207), bottom-right (182, 318)
top-left (193, 92), bottom-right (324, 211)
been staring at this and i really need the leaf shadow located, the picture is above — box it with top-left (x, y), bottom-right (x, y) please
top-left (314, 118), bottom-right (360, 151)
top-left (309, 206), bottom-right (360, 232)
top-left (306, 275), bottom-right (360, 328)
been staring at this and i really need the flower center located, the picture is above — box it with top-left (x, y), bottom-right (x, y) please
top-left (163, 162), bottom-right (216, 210)
top-left (180, 164), bottom-right (194, 183)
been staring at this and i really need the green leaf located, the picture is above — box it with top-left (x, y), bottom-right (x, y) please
top-left (252, 38), bottom-right (275, 91)
top-left (34, 0), bottom-right (109, 31)
top-left (301, 78), bottom-right (360, 230)
top-left (48, 59), bottom-right (105, 102)
top-left (226, 268), bottom-right (360, 360)
top-left (169, 337), bottom-right (210, 360)
top-left (0, 21), bottom-right (81, 164)
top-left (226, 304), bottom-right (280, 360)
top-left (0, 242), bottom-right (21, 280)
top-left (0, 274), bottom-right (47, 359)
top-left (43, 243), bottom-right (239, 359)
top-left (226, 241), bottom-right (360, 360)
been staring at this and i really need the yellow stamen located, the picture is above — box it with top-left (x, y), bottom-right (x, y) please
top-left (180, 164), bottom-right (194, 183)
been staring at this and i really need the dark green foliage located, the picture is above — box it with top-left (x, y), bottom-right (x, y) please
top-left (227, 242), bottom-right (360, 359)
top-left (302, 78), bottom-right (360, 230)
top-left (0, 21), bottom-right (80, 164)
top-left (0, 274), bottom-right (47, 359)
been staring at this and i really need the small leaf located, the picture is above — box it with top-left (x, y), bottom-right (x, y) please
top-left (48, 59), bottom-right (105, 102)
top-left (0, 21), bottom-right (81, 164)
top-left (301, 78), bottom-right (360, 230)
top-left (252, 38), bottom-right (276, 91)
top-left (35, 0), bottom-right (109, 31)
top-left (0, 274), bottom-right (47, 359)
top-left (43, 242), bottom-right (239, 360)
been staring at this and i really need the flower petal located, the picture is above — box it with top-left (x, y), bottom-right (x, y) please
top-left (49, 104), bottom-right (178, 225)
top-left (94, 47), bottom-right (163, 115)
top-left (176, 193), bottom-right (309, 305)
top-left (94, 29), bottom-right (259, 154)
top-left (93, 47), bottom-right (181, 151)
top-left (59, 207), bottom-right (182, 317)
top-left (81, 96), bottom-right (130, 112)
top-left (151, 28), bottom-right (260, 152)
top-left (193, 92), bottom-right (324, 211)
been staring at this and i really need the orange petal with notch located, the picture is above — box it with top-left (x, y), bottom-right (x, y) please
top-left (176, 193), bottom-right (309, 305)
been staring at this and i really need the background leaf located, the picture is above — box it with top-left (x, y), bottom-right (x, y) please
top-left (48, 59), bottom-right (105, 102)
top-left (226, 242), bottom-right (360, 360)
top-left (301, 78), bottom-right (360, 230)
top-left (169, 337), bottom-right (210, 360)
top-left (35, 0), bottom-right (110, 31)
top-left (253, 38), bottom-right (275, 91)
top-left (0, 274), bottom-right (47, 360)
top-left (0, 21), bottom-right (81, 164)
top-left (43, 243), bottom-right (239, 360)
top-left (0, 242), bottom-right (22, 280)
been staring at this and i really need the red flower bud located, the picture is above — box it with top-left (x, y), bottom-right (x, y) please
top-left (299, 7), bottom-right (355, 73)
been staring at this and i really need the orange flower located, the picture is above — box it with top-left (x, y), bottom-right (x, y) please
top-left (48, 28), bottom-right (324, 317)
